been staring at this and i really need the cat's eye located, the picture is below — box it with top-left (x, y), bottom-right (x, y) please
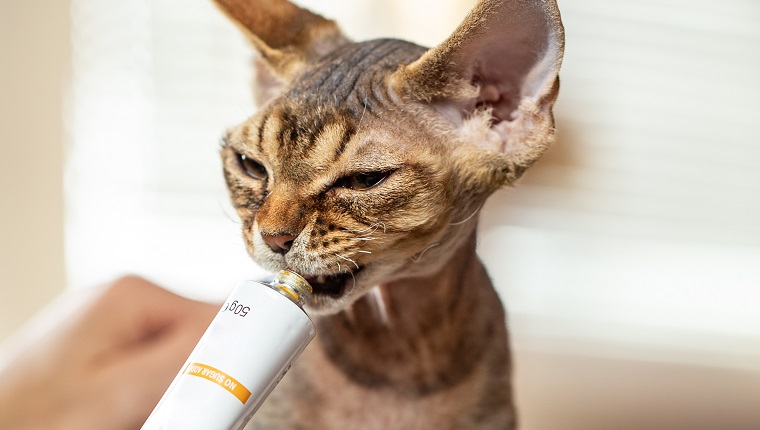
top-left (337, 171), bottom-right (390, 190)
top-left (237, 153), bottom-right (268, 180)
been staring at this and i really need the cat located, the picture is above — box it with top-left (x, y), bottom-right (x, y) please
top-left (214, 0), bottom-right (564, 428)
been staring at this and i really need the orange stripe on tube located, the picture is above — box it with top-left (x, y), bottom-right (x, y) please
top-left (185, 362), bottom-right (252, 404)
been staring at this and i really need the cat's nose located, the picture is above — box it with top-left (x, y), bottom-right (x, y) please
top-left (262, 233), bottom-right (296, 255)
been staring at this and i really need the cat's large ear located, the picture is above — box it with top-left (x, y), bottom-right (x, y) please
top-left (391, 0), bottom-right (564, 187)
top-left (214, 0), bottom-right (349, 105)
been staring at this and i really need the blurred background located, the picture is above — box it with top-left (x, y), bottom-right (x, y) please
top-left (1, 0), bottom-right (759, 428)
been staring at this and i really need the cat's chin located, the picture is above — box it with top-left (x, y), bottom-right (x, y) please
top-left (298, 267), bottom-right (374, 315)
top-left (302, 267), bottom-right (363, 298)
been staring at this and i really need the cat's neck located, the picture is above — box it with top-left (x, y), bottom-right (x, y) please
top-left (314, 230), bottom-right (505, 394)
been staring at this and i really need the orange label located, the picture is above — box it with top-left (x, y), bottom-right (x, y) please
top-left (185, 362), bottom-right (252, 404)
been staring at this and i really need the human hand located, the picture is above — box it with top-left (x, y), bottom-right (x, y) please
top-left (0, 276), bottom-right (219, 430)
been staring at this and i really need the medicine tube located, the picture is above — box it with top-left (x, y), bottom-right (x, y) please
top-left (142, 270), bottom-right (315, 430)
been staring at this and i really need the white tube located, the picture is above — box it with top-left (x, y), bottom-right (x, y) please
top-left (142, 271), bottom-right (315, 430)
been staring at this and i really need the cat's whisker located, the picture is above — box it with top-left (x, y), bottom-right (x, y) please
top-left (449, 204), bottom-right (483, 226)
top-left (356, 250), bottom-right (372, 254)
top-left (348, 237), bottom-right (377, 242)
top-left (335, 253), bottom-right (360, 270)
top-left (411, 242), bottom-right (441, 263)
top-left (344, 222), bottom-right (385, 234)
top-left (362, 223), bottom-right (385, 235)
top-left (216, 197), bottom-right (242, 225)
top-left (358, 97), bottom-right (368, 129)
top-left (348, 269), bottom-right (357, 291)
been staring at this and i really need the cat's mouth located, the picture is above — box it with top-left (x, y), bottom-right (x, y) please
top-left (303, 267), bottom-right (363, 297)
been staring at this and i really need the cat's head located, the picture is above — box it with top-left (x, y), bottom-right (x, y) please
top-left (216, 0), bottom-right (564, 314)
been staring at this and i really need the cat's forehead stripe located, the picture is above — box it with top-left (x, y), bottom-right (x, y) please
top-left (260, 107), bottom-right (347, 184)
top-left (289, 40), bottom-right (407, 105)
top-left (262, 114), bottom-right (284, 159)
top-left (275, 107), bottom-right (337, 160)
top-left (332, 121), bottom-right (356, 163)
top-left (282, 39), bottom-right (425, 121)
top-left (249, 40), bottom-right (428, 186)
top-left (256, 113), bottom-right (269, 154)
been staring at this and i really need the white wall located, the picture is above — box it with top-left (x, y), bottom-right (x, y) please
top-left (0, 1), bottom-right (69, 341)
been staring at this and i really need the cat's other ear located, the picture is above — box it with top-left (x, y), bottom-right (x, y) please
top-left (214, 0), bottom-right (349, 105)
top-left (391, 0), bottom-right (564, 186)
